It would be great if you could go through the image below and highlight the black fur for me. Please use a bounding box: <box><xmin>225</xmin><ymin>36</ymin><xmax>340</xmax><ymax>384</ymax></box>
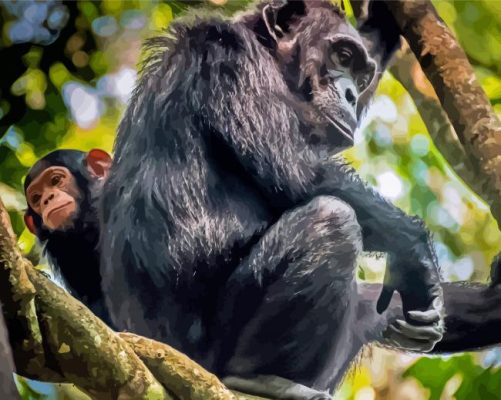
<box><xmin>100</xmin><ymin>0</ymin><xmax>441</xmax><ymax>394</ymax></box>
<box><xmin>25</xmin><ymin>150</ymin><xmax>112</xmax><ymax>326</ymax></box>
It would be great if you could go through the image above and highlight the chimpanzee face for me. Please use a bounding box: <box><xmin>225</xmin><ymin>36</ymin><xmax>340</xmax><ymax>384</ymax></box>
<box><xmin>23</xmin><ymin>149</ymin><xmax>112</xmax><ymax>238</ymax></box>
<box><xmin>26</xmin><ymin>167</ymin><xmax>81</xmax><ymax>231</ymax></box>
<box><xmin>263</xmin><ymin>1</ymin><xmax>376</xmax><ymax>150</ymax></box>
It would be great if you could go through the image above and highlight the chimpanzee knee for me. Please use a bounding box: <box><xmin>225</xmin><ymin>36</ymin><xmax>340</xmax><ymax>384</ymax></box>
<box><xmin>215</xmin><ymin>195</ymin><xmax>362</xmax><ymax>382</ymax></box>
<box><xmin>308</xmin><ymin>195</ymin><xmax>361</xmax><ymax>240</ymax></box>
<box><xmin>298</xmin><ymin>195</ymin><xmax>362</xmax><ymax>273</ymax></box>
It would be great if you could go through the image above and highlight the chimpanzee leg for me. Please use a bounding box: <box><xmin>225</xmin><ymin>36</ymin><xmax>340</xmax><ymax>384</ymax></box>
<box><xmin>213</xmin><ymin>196</ymin><xmax>362</xmax><ymax>394</ymax></box>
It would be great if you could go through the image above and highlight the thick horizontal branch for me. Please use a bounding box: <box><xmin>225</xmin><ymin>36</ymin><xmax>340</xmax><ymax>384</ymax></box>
<box><xmin>119</xmin><ymin>333</ymin><xmax>237</xmax><ymax>400</ymax></box>
<box><xmin>0</xmin><ymin>197</ymin><xmax>265</xmax><ymax>400</ymax></box>
<box><xmin>0</xmin><ymin>198</ymin><xmax>169</xmax><ymax>400</ymax></box>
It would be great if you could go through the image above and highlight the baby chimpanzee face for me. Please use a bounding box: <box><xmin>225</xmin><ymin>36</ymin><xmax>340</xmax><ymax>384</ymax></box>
<box><xmin>26</xmin><ymin>166</ymin><xmax>81</xmax><ymax>231</ymax></box>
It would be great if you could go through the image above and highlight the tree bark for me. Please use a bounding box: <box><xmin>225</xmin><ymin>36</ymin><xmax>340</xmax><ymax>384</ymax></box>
<box><xmin>384</xmin><ymin>0</ymin><xmax>501</xmax><ymax>225</ymax></box>
<box><xmin>0</xmin><ymin>303</ymin><xmax>19</xmax><ymax>399</ymax></box>
<box><xmin>352</xmin><ymin>0</ymin><xmax>501</xmax><ymax>225</ymax></box>
<box><xmin>0</xmin><ymin>196</ymin><xmax>262</xmax><ymax>399</ymax></box>
<box><xmin>389</xmin><ymin>45</ymin><xmax>485</xmax><ymax>199</ymax></box>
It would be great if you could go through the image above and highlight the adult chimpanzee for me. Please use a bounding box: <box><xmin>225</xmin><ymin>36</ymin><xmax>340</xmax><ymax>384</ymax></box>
<box><xmin>24</xmin><ymin>149</ymin><xmax>114</xmax><ymax>326</ymax></box>
<box><xmin>100</xmin><ymin>1</ymin><xmax>444</xmax><ymax>398</ymax></box>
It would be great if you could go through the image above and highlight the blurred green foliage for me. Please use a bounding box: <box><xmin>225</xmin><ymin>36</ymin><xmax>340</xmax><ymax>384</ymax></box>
<box><xmin>0</xmin><ymin>0</ymin><xmax>500</xmax><ymax>399</ymax></box>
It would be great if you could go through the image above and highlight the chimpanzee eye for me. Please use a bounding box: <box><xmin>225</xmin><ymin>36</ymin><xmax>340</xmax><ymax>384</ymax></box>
<box><xmin>332</xmin><ymin>46</ymin><xmax>352</xmax><ymax>68</ymax></box>
<box><xmin>357</xmin><ymin>74</ymin><xmax>370</xmax><ymax>91</ymax></box>
<box><xmin>31</xmin><ymin>194</ymin><xmax>41</xmax><ymax>205</ymax></box>
<box><xmin>51</xmin><ymin>175</ymin><xmax>63</xmax><ymax>186</ymax></box>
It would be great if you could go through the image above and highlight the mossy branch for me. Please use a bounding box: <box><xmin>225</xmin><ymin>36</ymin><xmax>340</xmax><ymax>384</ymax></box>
<box><xmin>0</xmin><ymin>197</ymin><xmax>255</xmax><ymax>400</ymax></box>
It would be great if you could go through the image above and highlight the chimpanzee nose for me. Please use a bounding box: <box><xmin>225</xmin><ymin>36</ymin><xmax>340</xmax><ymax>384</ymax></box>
<box><xmin>345</xmin><ymin>88</ymin><xmax>356</xmax><ymax>107</ymax></box>
<box><xmin>44</xmin><ymin>193</ymin><xmax>55</xmax><ymax>205</ymax></box>
<box><xmin>335</xmin><ymin>76</ymin><xmax>359</xmax><ymax>118</ymax></box>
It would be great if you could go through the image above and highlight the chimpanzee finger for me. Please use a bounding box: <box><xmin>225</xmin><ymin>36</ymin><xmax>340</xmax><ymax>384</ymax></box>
<box><xmin>376</xmin><ymin>285</ymin><xmax>395</xmax><ymax>314</ymax></box>
<box><xmin>387</xmin><ymin>324</ymin><xmax>435</xmax><ymax>343</ymax></box>
<box><xmin>382</xmin><ymin>329</ymin><xmax>435</xmax><ymax>352</ymax></box>
<box><xmin>393</xmin><ymin>320</ymin><xmax>443</xmax><ymax>341</ymax></box>
<box><xmin>408</xmin><ymin>309</ymin><xmax>441</xmax><ymax>324</ymax></box>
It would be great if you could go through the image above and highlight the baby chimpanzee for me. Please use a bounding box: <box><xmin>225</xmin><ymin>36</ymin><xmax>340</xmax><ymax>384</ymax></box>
<box><xmin>24</xmin><ymin>149</ymin><xmax>113</xmax><ymax>326</ymax></box>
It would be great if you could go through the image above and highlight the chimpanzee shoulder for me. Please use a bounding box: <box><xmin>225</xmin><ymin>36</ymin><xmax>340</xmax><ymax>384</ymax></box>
<box><xmin>140</xmin><ymin>13</ymin><xmax>249</xmax><ymax>78</ymax></box>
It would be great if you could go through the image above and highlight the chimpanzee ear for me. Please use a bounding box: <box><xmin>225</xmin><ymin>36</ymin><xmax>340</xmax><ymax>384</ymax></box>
<box><xmin>86</xmin><ymin>149</ymin><xmax>112</xmax><ymax>179</ymax></box>
<box><xmin>262</xmin><ymin>0</ymin><xmax>306</xmax><ymax>43</ymax></box>
<box><xmin>24</xmin><ymin>213</ymin><xmax>37</xmax><ymax>235</ymax></box>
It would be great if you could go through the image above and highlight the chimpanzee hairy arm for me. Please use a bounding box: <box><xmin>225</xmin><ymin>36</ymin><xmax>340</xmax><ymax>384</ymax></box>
<box><xmin>179</xmin><ymin>23</ymin><xmax>441</xmax><ymax>316</ymax></box>
<box><xmin>433</xmin><ymin>283</ymin><xmax>501</xmax><ymax>352</ymax></box>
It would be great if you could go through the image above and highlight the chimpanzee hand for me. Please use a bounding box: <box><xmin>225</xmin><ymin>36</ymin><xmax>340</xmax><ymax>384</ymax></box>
<box><xmin>377</xmin><ymin>252</ymin><xmax>444</xmax><ymax>352</ymax></box>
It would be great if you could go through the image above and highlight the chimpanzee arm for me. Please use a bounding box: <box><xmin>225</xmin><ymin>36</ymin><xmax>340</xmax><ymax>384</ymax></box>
<box><xmin>433</xmin><ymin>283</ymin><xmax>501</xmax><ymax>352</ymax></box>
<box><xmin>314</xmin><ymin>159</ymin><xmax>442</xmax><ymax>315</ymax></box>
<box><xmin>184</xmin><ymin>24</ymin><xmax>442</xmax><ymax>315</ymax></box>
<box><xmin>358</xmin><ymin>281</ymin><xmax>501</xmax><ymax>353</ymax></box>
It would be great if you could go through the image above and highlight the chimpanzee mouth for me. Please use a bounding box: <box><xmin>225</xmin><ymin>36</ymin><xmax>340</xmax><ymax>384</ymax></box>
<box><xmin>325</xmin><ymin>115</ymin><xmax>355</xmax><ymax>143</ymax></box>
<box><xmin>47</xmin><ymin>202</ymin><xmax>73</xmax><ymax>218</ymax></box>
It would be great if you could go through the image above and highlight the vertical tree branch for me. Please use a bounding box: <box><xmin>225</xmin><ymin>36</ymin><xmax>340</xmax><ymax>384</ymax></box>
<box><xmin>0</xmin><ymin>304</ymin><xmax>18</xmax><ymax>399</ymax></box>
<box><xmin>389</xmin><ymin>46</ymin><xmax>485</xmax><ymax>198</ymax></box>
<box><xmin>0</xmin><ymin>198</ymin><xmax>48</xmax><ymax>378</ymax></box>
<box><xmin>384</xmin><ymin>0</ymin><xmax>501</xmax><ymax>225</ymax></box>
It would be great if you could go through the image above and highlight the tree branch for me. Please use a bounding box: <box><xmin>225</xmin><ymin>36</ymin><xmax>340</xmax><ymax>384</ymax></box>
<box><xmin>0</xmin><ymin>197</ymin><xmax>249</xmax><ymax>400</ymax></box>
<box><xmin>384</xmin><ymin>0</ymin><xmax>501</xmax><ymax>225</ymax></box>
<box><xmin>0</xmin><ymin>198</ymin><xmax>170</xmax><ymax>399</ymax></box>
<box><xmin>119</xmin><ymin>333</ymin><xmax>237</xmax><ymax>400</ymax></box>
<box><xmin>0</xmin><ymin>303</ymin><xmax>18</xmax><ymax>399</ymax></box>
<box><xmin>389</xmin><ymin>45</ymin><xmax>485</xmax><ymax>199</ymax></box>
<box><xmin>351</xmin><ymin>0</ymin><xmax>501</xmax><ymax>225</ymax></box>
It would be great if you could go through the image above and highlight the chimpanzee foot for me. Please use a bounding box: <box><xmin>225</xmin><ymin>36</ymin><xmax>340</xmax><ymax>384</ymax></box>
<box><xmin>223</xmin><ymin>375</ymin><xmax>331</xmax><ymax>400</ymax></box>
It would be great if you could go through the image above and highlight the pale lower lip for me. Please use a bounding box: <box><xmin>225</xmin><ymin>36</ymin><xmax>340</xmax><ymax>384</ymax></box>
<box><xmin>47</xmin><ymin>202</ymin><xmax>72</xmax><ymax>218</ymax></box>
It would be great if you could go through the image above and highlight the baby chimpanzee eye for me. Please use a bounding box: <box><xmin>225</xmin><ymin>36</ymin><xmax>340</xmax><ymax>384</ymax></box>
<box><xmin>51</xmin><ymin>175</ymin><xmax>63</xmax><ymax>186</ymax></box>
<box><xmin>31</xmin><ymin>194</ymin><xmax>41</xmax><ymax>205</ymax></box>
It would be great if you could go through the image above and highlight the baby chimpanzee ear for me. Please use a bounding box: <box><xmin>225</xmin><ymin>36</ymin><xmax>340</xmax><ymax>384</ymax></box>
<box><xmin>262</xmin><ymin>0</ymin><xmax>306</xmax><ymax>43</ymax></box>
<box><xmin>86</xmin><ymin>149</ymin><xmax>112</xmax><ymax>180</ymax></box>
<box><xmin>24</xmin><ymin>213</ymin><xmax>37</xmax><ymax>235</ymax></box>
